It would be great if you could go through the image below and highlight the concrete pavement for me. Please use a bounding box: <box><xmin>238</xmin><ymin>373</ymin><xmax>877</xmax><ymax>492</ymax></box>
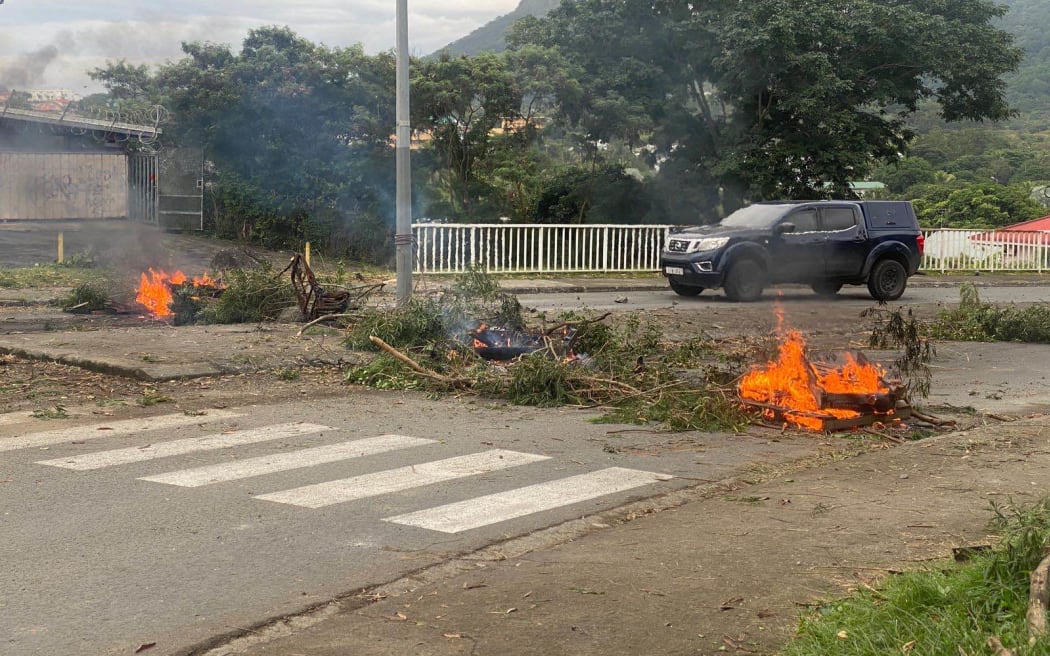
<box><xmin>205</xmin><ymin>415</ymin><xmax>1050</xmax><ymax>656</ymax></box>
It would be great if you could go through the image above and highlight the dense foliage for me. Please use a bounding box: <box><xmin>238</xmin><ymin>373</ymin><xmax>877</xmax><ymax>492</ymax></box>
<box><xmin>86</xmin><ymin>0</ymin><xmax>1043</xmax><ymax>258</ymax></box>
<box><xmin>92</xmin><ymin>27</ymin><xmax>398</xmax><ymax>260</ymax></box>
<box><xmin>930</xmin><ymin>284</ymin><xmax>1050</xmax><ymax>343</ymax></box>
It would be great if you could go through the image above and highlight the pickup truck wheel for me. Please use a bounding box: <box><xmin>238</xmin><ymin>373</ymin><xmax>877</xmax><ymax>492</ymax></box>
<box><xmin>724</xmin><ymin>259</ymin><xmax>765</xmax><ymax>302</ymax></box>
<box><xmin>867</xmin><ymin>259</ymin><xmax>907</xmax><ymax>301</ymax></box>
<box><xmin>811</xmin><ymin>281</ymin><xmax>843</xmax><ymax>296</ymax></box>
<box><xmin>669</xmin><ymin>280</ymin><xmax>704</xmax><ymax>297</ymax></box>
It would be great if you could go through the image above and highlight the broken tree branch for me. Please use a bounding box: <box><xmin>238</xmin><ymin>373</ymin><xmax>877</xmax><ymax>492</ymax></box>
<box><xmin>544</xmin><ymin>312</ymin><xmax>613</xmax><ymax>337</ymax></box>
<box><xmin>368</xmin><ymin>336</ymin><xmax>468</xmax><ymax>387</ymax></box>
<box><xmin>911</xmin><ymin>410</ymin><xmax>956</xmax><ymax>426</ymax></box>
<box><xmin>1028</xmin><ymin>554</ymin><xmax>1050</xmax><ymax>637</ymax></box>
<box><xmin>296</xmin><ymin>313</ymin><xmax>360</xmax><ymax>337</ymax></box>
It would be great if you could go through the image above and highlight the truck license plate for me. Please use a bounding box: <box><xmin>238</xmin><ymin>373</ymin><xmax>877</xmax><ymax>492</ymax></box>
<box><xmin>664</xmin><ymin>266</ymin><xmax>685</xmax><ymax>276</ymax></box>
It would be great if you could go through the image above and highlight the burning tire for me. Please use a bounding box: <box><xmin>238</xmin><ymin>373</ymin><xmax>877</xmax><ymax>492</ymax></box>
<box><xmin>867</xmin><ymin>259</ymin><xmax>907</xmax><ymax>301</ymax></box>
<box><xmin>669</xmin><ymin>280</ymin><xmax>704</xmax><ymax>297</ymax></box>
<box><xmin>724</xmin><ymin>259</ymin><xmax>765</xmax><ymax>302</ymax></box>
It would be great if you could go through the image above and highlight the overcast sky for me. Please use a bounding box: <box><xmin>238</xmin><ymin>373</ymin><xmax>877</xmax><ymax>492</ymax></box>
<box><xmin>0</xmin><ymin>0</ymin><xmax>520</xmax><ymax>92</ymax></box>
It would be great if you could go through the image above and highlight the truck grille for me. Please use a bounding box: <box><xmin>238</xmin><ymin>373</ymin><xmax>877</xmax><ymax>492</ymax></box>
<box><xmin>667</xmin><ymin>239</ymin><xmax>690</xmax><ymax>253</ymax></box>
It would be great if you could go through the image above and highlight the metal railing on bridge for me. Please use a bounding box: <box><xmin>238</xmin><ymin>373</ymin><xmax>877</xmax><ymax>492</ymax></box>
<box><xmin>413</xmin><ymin>223</ymin><xmax>1050</xmax><ymax>275</ymax></box>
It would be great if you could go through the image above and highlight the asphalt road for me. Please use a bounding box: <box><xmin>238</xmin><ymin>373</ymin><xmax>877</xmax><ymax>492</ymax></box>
<box><xmin>5</xmin><ymin>281</ymin><xmax>1050</xmax><ymax>655</ymax></box>
<box><xmin>517</xmin><ymin>282</ymin><xmax>1050</xmax><ymax>312</ymax></box>
<box><xmin>0</xmin><ymin>392</ymin><xmax>829</xmax><ymax>656</ymax></box>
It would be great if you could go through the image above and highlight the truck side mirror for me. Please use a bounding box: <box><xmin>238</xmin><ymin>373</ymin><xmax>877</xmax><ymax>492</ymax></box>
<box><xmin>776</xmin><ymin>222</ymin><xmax>796</xmax><ymax>235</ymax></box>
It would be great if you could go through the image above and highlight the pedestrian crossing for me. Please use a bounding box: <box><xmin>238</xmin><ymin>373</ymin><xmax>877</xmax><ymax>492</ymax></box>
<box><xmin>9</xmin><ymin>410</ymin><xmax>673</xmax><ymax>534</ymax></box>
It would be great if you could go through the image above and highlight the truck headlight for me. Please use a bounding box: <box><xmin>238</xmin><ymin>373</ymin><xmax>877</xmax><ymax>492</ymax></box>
<box><xmin>690</xmin><ymin>237</ymin><xmax>729</xmax><ymax>253</ymax></box>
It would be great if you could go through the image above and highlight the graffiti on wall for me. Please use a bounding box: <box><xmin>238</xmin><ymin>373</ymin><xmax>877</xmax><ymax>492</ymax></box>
<box><xmin>0</xmin><ymin>153</ymin><xmax>128</xmax><ymax>220</ymax></box>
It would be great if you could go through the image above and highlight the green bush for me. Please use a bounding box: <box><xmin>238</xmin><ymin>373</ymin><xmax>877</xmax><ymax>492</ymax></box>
<box><xmin>931</xmin><ymin>284</ymin><xmax>1050</xmax><ymax>343</ymax></box>
<box><xmin>58</xmin><ymin>283</ymin><xmax>109</xmax><ymax>312</ymax></box>
<box><xmin>200</xmin><ymin>265</ymin><xmax>296</xmax><ymax>324</ymax></box>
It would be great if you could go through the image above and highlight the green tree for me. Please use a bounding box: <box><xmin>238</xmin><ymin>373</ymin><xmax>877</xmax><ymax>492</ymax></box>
<box><xmin>517</xmin><ymin>0</ymin><xmax>1023</xmax><ymax>217</ymax></box>
<box><xmin>411</xmin><ymin>53</ymin><xmax>524</xmax><ymax>221</ymax></box>
<box><xmin>91</xmin><ymin>27</ymin><xmax>398</xmax><ymax>258</ymax></box>
<box><xmin>914</xmin><ymin>182</ymin><xmax>1045</xmax><ymax>228</ymax></box>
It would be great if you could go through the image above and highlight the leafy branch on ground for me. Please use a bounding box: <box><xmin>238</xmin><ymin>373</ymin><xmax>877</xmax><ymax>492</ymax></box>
<box><xmin>783</xmin><ymin>497</ymin><xmax>1050</xmax><ymax>656</ymax></box>
<box><xmin>57</xmin><ymin>282</ymin><xmax>110</xmax><ymax>313</ymax></box>
<box><xmin>864</xmin><ymin>306</ymin><xmax>935</xmax><ymax>400</ymax></box>
<box><xmin>930</xmin><ymin>284</ymin><xmax>1050</xmax><ymax>344</ymax></box>
<box><xmin>196</xmin><ymin>263</ymin><xmax>296</xmax><ymax>324</ymax></box>
<box><xmin>344</xmin><ymin>271</ymin><xmax>751</xmax><ymax>432</ymax></box>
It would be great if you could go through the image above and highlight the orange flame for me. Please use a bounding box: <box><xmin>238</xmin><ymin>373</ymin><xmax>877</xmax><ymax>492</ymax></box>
<box><xmin>136</xmin><ymin>268</ymin><xmax>177</xmax><ymax>317</ymax></box>
<box><xmin>738</xmin><ymin>304</ymin><xmax>890</xmax><ymax>431</ymax></box>
<box><xmin>135</xmin><ymin>268</ymin><xmax>222</xmax><ymax>318</ymax></box>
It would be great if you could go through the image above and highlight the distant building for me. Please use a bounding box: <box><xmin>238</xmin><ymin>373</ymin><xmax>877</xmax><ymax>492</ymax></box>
<box><xmin>849</xmin><ymin>181</ymin><xmax>887</xmax><ymax>197</ymax></box>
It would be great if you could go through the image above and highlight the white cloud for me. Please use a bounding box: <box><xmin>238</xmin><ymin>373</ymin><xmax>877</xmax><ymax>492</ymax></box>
<box><xmin>0</xmin><ymin>0</ymin><xmax>520</xmax><ymax>90</ymax></box>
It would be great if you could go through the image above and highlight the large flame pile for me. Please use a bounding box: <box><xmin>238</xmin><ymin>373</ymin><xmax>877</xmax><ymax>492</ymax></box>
<box><xmin>738</xmin><ymin>307</ymin><xmax>892</xmax><ymax>431</ymax></box>
<box><xmin>136</xmin><ymin>268</ymin><xmax>221</xmax><ymax>318</ymax></box>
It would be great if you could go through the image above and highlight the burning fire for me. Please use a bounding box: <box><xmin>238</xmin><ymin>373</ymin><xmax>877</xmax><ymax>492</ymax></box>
<box><xmin>135</xmin><ymin>268</ymin><xmax>223</xmax><ymax>318</ymax></box>
<box><xmin>738</xmin><ymin>306</ymin><xmax>893</xmax><ymax>431</ymax></box>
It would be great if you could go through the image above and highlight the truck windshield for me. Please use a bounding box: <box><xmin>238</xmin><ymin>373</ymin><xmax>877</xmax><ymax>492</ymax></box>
<box><xmin>720</xmin><ymin>204</ymin><xmax>792</xmax><ymax>229</ymax></box>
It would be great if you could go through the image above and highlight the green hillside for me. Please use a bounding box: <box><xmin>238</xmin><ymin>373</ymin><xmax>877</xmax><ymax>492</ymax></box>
<box><xmin>999</xmin><ymin>0</ymin><xmax>1050</xmax><ymax>114</ymax></box>
<box><xmin>432</xmin><ymin>0</ymin><xmax>560</xmax><ymax>57</ymax></box>
<box><xmin>436</xmin><ymin>0</ymin><xmax>1047</xmax><ymax>119</ymax></box>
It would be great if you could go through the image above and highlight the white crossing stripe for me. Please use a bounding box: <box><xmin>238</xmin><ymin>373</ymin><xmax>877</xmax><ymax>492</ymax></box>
<box><xmin>384</xmin><ymin>467</ymin><xmax>673</xmax><ymax>534</ymax></box>
<box><xmin>256</xmin><ymin>450</ymin><xmax>550</xmax><ymax>509</ymax></box>
<box><xmin>1</xmin><ymin>410</ymin><xmax>242</xmax><ymax>453</ymax></box>
<box><xmin>139</xmin><ymin>435</ymin><xmax>436</xmax><ymax>487</ymax></box>
<box><xmin>36</xmin><ymin>423</ymin><xmax>331</xmax><ymax>471</ymax></box>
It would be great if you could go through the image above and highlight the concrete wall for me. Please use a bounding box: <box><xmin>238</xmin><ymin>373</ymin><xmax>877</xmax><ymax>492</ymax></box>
<box><xmin>0</xmin><ymin>152</ymin><xmax>128</xmax><ymax>220</ymax></box>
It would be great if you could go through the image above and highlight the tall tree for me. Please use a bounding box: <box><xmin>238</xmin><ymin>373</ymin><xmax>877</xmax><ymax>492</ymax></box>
<box><xmin>411</xmin><ymin>53</ymin><xmax>523</xmax><ymax>219</ymax></box>
<box><xmin>91</xmin><ymin>27</ymin><xmax>397</xmax><ymax>256</ymax></box>
<box><xmin>517</xmin><ymin>0</ymin><xmax>1023</xmax><ymax>217</ymax></box>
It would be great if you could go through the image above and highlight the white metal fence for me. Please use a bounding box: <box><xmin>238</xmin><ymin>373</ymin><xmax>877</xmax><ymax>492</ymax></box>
<box><xmin>921</xmin><ymin>229</ymin><xmax>1050</xmax><ymax>273</ymax></box>
<box><xmin>414</xmin><ymin>223</ymin><xmax>672</xmax><ymax>274</ymax></box>
<box><xmin>412</xmin><ymin>223</ymin><xmax>1050</xmax><ymax>274</ymax></box>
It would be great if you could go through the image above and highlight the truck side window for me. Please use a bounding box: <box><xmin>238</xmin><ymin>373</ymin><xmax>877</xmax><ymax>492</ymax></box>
<box><xmin>821</xmin><ymin>208</ymin><xmax>858</xmax><ymax>231</ymax></box>
<box><xmin>788</xmin><ymin>209</ymin><xmax>818</xmax><ymax>232</ymax></box>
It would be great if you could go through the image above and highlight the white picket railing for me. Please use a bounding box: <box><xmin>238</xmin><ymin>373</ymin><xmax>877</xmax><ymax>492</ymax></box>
<box><xmin>414</xmin><ymin>223</ymin><xmax>672</xmax><ymax>274</ymax></box>
<box><xmin>922</xmin><ymin>228</ymin><xmax>1050</xmax><ymax>273</ymax></box>
<box><xmin>413</xmin><ymin>223</ymin><xmax>1050</xmax><ymax>274</ymax></box>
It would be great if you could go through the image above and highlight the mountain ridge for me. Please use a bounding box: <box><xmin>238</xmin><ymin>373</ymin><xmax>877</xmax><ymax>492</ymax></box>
<box><xmin>431</xmin><ymin>0</ymin><xmax>560</xmax><ymax>57</ymax></box>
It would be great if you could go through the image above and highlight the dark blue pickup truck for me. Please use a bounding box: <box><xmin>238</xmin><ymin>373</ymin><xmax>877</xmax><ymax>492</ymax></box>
<box><xmin>660</xmin><ymin>200</ymin><xmax>925</xmax><ymax>302</ymax></box>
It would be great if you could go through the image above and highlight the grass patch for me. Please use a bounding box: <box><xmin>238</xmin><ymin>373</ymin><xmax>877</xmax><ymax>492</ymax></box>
<box><xmin>930</xmin><ymin>284</ymin><xmax>1050</xmax><ymax>343</ymax></box>
<box><xmin>31</xmin><ymin>405</ymin><xmax>70</xmax><ymax>420</ymax></box>
<box><xmin>0</xmin><ymin>265</ymin><xmax>103</xmax><ymax>289</ymax></box>
<box><xmin>274</xmin><ymin>367</ymin><xmax>301</xmax><ymax>381</ymax></box>
<box><xmin>783</xmin><ymin>498</ymin><xmax>1050</xmax><ymax>656</ymax></box>
<box><xmin>138</xmin><ymin>390</ymin><xmax>172</xmax><ymax>407</ymax></box>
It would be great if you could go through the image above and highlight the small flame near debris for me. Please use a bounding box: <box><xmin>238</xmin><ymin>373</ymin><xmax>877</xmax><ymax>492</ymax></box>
<box><xmin>738</xmin><ymin>303</ymin><xmax>894</xmax><ymax>431</ymax></box>
<box><xmin>135</xmin><ymin>268</ymin><xmax>224</xmax><ymax>318</ymax></box>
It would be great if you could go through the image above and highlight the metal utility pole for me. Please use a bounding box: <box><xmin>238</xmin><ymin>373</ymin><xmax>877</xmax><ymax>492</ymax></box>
<box><xmin>394</xmin><ymin>0</ymin><xmax>413</xmax><ymax>305</ymax></box>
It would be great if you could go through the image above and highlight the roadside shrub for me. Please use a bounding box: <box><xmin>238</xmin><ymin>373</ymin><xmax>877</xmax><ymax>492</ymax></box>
<box><xmin>930</xmin><ymin>284</ymin><xmax>1050</xmax><ymax>343</ymax></box>
<box><xmin>200</xmin><ymin>264</ymin><xmax>295</xmax><ymax>324</ymax></box>
<box><xmin>58</xmin><ymin>283</ymin><xmax>109</xmax><ymax>313</ymax></box>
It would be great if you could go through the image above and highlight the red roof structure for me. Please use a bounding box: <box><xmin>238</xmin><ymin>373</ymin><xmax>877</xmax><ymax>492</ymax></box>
<box><xmin>971</xmin><ymin>215</ymin><xmax>1050</xmax><ymax>245</ymax></box>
